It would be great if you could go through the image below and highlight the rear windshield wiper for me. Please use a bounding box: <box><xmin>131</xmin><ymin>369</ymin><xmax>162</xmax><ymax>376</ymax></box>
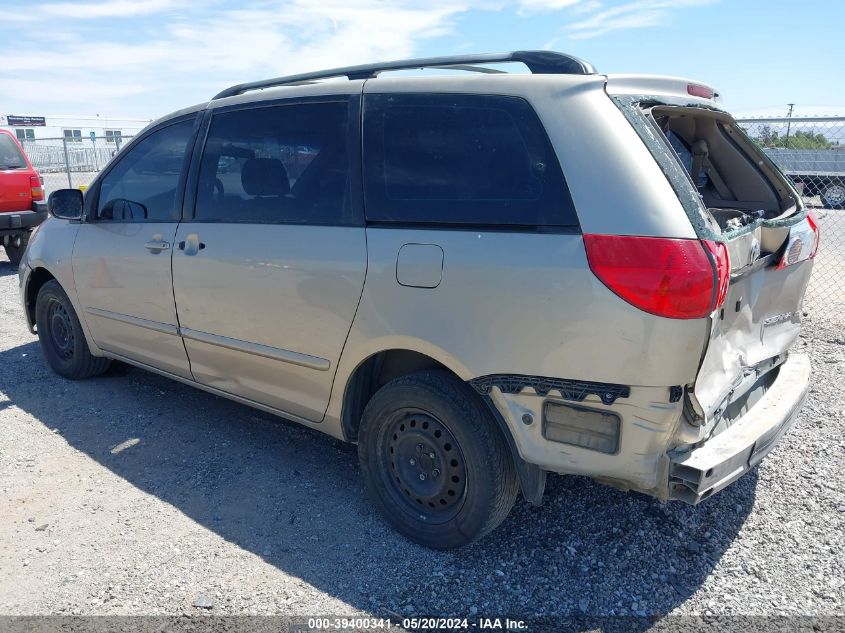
<box><xmin>1</xmin><ymin>164</ymin><xmax>24</xmax><ymax>169</ymax></box>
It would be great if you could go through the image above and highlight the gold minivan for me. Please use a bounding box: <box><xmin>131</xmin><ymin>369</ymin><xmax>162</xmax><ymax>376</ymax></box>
<box><xmin>20</xmin><ymin>51</ymin><xmax>816</xmax><ymax>548</ymax></box>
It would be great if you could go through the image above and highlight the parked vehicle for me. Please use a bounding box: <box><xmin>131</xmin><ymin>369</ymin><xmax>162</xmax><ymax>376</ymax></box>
<box><xmin>20</xmin><ymin>52</ymin><xmax>817</xmax><ymax>548</ymax></box>
<box><xmin>762</xmin><ymin>147</ymin><xmax>845</xmax><ymax>209</ymax></box>
<box><xmin>0</xmin><ymin>129</ymin><xmax>46</xmax><ymax>265</ymax></box>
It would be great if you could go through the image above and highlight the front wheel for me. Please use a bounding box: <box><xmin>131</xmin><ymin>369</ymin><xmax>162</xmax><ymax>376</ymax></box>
<box><xmin>4</xmin><ymin>232</ymin><xmax>29</xmax><ymax>267</ymax></box>
<box><xmin>821</xmin><ymin>181</ymin><xmax>845</xmax><ymax>209</ymax></box>
<box><xmin>358</xmin><ymin>371</ymin><xmax>518</xmax><ymax>549</ymax></box>
<box><xmin>35</xmin><ymin>280</ymin><xmax>111</xmax><ymax>379</ymax></box>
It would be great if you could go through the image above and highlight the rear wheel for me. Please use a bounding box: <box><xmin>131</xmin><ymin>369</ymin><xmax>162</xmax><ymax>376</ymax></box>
<box><xmin>358</xmin><ymin>370</ymin><xmax>518</xmax><ymax>549</ymax></box>
<box><xmin>35</xmin><ymin>280</ymin><xmax>111</xmax><ymax>379</ymax></box>
<box><xmin>821</xmin><ymin>181</ymin><xmax>845</xmax><ymax>209</ymax></box>
<box><xmin>4</xmin><ymin>232</ymin><xmax>29</xmax><ymax>267</ymax></box>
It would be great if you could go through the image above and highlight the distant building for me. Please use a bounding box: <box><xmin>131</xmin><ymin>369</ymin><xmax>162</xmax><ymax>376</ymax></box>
<box><xmin>1</xmin><ymin>113</ymin><xmax>154</xmax><ymax>179</ymax></box>
<box><xmin>0</xmin><ymin>113</ymin><xmax>152</xmax><ymax>145</ymax></box>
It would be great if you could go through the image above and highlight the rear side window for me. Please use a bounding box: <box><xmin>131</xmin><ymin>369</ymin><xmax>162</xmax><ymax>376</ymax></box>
<box><xmin>194</xmin><ymin>100</ymin><xmax>355</xmax><ymax>225</ymax></box>
<box><xmin>0</xmin><ymin>135</ymin><xmax>27</xmax><ymax>169</ymax></box>
<box><xmin>363</xmin><ymin>93</ymin><xmax>577</xmax><ymax>228</ymax></box>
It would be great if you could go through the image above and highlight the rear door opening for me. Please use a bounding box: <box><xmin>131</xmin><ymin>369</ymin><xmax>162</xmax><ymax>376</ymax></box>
<box><xmin>650</xmin><ymin>106</ymin><xmax>801</xmax><ymax>266</ymax></box>
<box><xmin>641</xmin><ymin>104</ymin><xmax>818</xmax><ymax>436</ymax></box>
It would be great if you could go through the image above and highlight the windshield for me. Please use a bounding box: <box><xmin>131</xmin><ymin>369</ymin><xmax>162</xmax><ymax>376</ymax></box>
<box><xmin>0</xmin><ymin>135</ymin><xmax>27</xmax><ymax>169</ymax></box>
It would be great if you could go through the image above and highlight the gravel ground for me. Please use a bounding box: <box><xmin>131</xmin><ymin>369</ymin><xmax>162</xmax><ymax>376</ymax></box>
<box><xmin>0</xmin><ymin>249</ymin><xmax>843</xmax><ymax>624</ymax></box>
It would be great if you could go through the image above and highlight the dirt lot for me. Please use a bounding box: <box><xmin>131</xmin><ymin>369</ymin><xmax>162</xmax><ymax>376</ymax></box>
<box><xmin>0</xmin><ymin>246</ymin><xmax>843</xmax><ymax>622</ymax></box>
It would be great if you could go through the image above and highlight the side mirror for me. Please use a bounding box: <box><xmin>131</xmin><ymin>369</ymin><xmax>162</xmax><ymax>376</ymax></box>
<box><xmin>47</xmin><ymin>189</ymin><xmax>84</xmax><ymax>220</ymax></box>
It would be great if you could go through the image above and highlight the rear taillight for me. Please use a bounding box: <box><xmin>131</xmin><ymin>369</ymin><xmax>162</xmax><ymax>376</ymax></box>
<box><xmin>583</xmin><ymin>234</ymin><xmax>729</xmax><ymax>319</ymax></box>
<box><xmin>807</xmin><ymin>209</ymin><xmax>820</xmax><ymax>258</ymax></box>
<box><xmin>776</xmin><ymin>211</ymin><xmax>820</xmax><ymax>269</ymax></box>
<box><xmin>30</xmin><ymin>175</ymin><xmax>44</xmax><ymax>201</ymax></box>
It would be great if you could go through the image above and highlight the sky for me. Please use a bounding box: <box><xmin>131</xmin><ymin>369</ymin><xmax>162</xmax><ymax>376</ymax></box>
<box><xmin>1</xmin><ymin>0</ymin><xmax>843</xmax><ymax>120</ymax></box>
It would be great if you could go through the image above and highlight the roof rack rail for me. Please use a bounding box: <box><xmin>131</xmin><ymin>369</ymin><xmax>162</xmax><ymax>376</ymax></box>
<box><xmin>212</xmin><ymin>50</ymin><xmax>596</xmax><ymax>100</ymax></box>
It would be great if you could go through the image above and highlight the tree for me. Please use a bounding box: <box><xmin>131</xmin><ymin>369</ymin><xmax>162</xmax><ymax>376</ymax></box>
<box><xmin>779</xmin><ymin>130</ymin><xmax>832</xmax><ymax>149</ymax></box>
<box><xmin>756</xmin><ymin>125</ymin><xmax>780</xmax><ymax>148</ymax></box>
<box><xmin>753</xmin><ymin>127</ymin><xmax>832</xmax><ymax>149</ymax></box>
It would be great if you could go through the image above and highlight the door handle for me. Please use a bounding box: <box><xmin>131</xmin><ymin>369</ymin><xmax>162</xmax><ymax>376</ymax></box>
<box><xmin>144</xmin><ymin>239</ymin><xmax>170</xmax><ymax>253</ymax></box>
<box><xmin>177</xmin><ymin>241</ymin><xmax>206</xmax><ymax>250</ymax></box>
<box><xmin>177</xmin><ymin>233</ymin><xmax>205</xmax><ymax>256</ymax></box>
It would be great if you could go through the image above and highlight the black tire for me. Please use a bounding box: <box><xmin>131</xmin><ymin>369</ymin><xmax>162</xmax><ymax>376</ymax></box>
<box><xmin>4</xmin><ymin>233</ymin><xmax>29</xmax><ymax>267</ymax></box>
<box><xmin>358</xmin><ymin>370</ymin><xmax>518</xmax><ymax>549</ymax></box>
<box><xmin>35</xmin><ymin>280</ymin><xmax>111</xmax><ymax>380</ymax></box>
<box><xmin>821</xmin><ymin>181</ymin><xmax>845</xmax><ymax>210</ymax></box>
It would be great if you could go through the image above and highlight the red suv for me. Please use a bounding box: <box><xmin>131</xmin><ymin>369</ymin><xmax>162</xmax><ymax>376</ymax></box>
<box><xmin>0</xmin><ymin>129</ymin><xmax>46</xmax><ymax>265</ymax></box>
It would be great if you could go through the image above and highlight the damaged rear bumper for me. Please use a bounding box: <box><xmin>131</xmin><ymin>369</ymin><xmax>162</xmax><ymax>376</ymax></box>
<box><xmin>669</xmin><ymin>353</ymin><xmax>810</xmax><ymax>504</ymax></box>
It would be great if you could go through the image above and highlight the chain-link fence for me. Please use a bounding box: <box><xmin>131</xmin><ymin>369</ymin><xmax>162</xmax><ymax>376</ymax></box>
<box><xmin>738</xmin><ymin>116</ymin><xmax>845</xmax><ymax>320</ymax></box>
<box><xmin>20</xmin><ymin>134</ymin><xmax>134</xmax><ymax>195</ymax></box>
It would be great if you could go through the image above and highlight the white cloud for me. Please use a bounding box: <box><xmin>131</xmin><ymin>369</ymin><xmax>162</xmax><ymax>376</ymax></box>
<box><xmin>2</xmin><ymin>77</ymin><xmax>151</xmax><ymax>104</ymax></box>
<box><xmin>39</xmin><ymin>0</ymin><xmax>183</xmax><ymax>19</ymax></box>
<box><xmin>0</xmin><ymin>0</ymin><xmax>724</xmax><ymax>116</ymax></box>
<box><xmin>568</xmin><ymin>0</ymin><xmax>718</xmax><ymax>39</ymax></box>
<box><xmin>518</xmin><ymin>0</ymin><xmax>583</xmax><ymax>14</ymax></box>
<box><xmin>571</xmin><ymin>1</ymin><xmax>603</xmax><ymax>14</ymax></box>
<box><xmin>0</xmin><ymin>0</ymin><xmax>468</xmax><ymax>115</ymax></box>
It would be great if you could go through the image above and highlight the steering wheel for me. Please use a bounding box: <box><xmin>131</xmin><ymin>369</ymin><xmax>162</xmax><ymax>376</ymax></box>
<box><xmin>212</xmin><ymin>177</ymin><xmax>225</xmax><ymax>202</ymax></box>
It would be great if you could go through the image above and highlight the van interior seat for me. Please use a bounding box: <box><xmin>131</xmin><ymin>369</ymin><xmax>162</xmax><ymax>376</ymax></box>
<box><xmin>242</xmin><ymin>157</ymin><xmax>290</xmax><ymax>196</ymax></box>
<box><xmin>235</xmin><ymin>157</ymin><xmax>291</xmax><ymax>221</ymax></box>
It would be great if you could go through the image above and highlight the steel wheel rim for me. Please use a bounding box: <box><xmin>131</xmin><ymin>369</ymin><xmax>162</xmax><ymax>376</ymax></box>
<box><xmin>824</xmin><ymin>184</ymin><xmax>845</xmax><ymax>206</ymax></box>
<box><xmin>47</xmin><ymin>299</ymin><xmax>75</xmax><ymax>360</ymax></box>
<box><xmin>379</xmin><ymin>408</ymin><xmax>468</xmax><ymax>525</ymax></box>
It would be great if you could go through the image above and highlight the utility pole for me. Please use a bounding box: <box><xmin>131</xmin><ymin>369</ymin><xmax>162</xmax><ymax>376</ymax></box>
<box><xmin>785</xmin><ymin>103</ymin><xmax>795</xmax><ymax>148</ymax></box>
